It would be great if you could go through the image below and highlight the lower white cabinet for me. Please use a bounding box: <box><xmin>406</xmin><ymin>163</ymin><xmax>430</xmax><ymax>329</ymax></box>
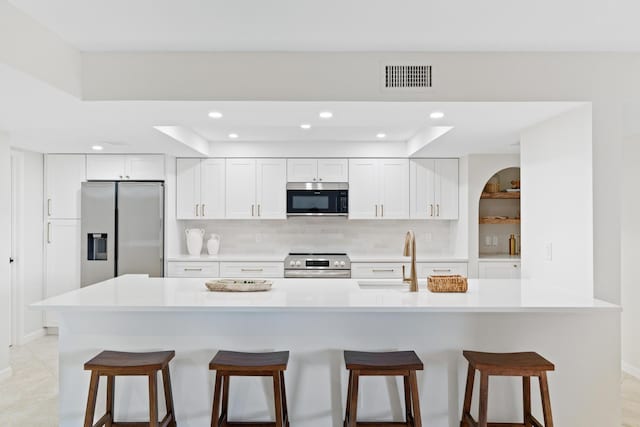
<box><xmin>219</xmin><ymin>262</ymin><xmax>284</xmax><ymax>278</ymax></box>
<box><xmin>167</xmin><ymin>261</ymin><xmax>220</xmax><ymax>278</ymax></box>
<box><xmin>45</xmin><ymin>219</ymin><xmax>81</xmax><ymax>327</ymax></box>
<box><xmin>351</xmin><ymin>262</ymin><xmax>468</xmax><ymax>279</ymax></box>
<box><xmin>478</xmin><ymin>261</ymin><xmax>521</xmax><ymax>279</ymax></box>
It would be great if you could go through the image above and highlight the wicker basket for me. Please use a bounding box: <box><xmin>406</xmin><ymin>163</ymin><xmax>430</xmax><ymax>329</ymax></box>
<box><xmin>427</xmin><ymin>275</ymin><xmax>468</xmax><ymax>293</ymax></box>
<box><xmin>205</xmin><ymin>279</ymin><xmax>272</xmax><ymax>292</ymax></box>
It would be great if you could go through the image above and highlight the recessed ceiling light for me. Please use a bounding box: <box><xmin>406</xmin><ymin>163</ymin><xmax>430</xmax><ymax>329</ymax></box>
<box><xmin>228</xmin><ymin>133</ymin><xmax>239</xmax><ymax>139</ymax></box>
<box><xmin>300</xmin><ymin>124</ymin><xmax>312</xmax><ymax>130</ymax></box>
<box><xmin>376</xmin><ymin>133</ymin><xmax>387</xmax><ymax>139</ymax></box>
<box><xmin>208</xmin><ymin>111</ymin><xmax>223</xmax><ymax>119</ymax></box>
<box><xmin>430</xmin><ymin>111</ymin><xmax>445</xmax><ymax>119</ymax></box>
<box><xmin>91</xmin><ymin>145</ymin><xmax>103</xmax><ymax>151</ymax></box>
<box><xmin>319</xmin><ymin>111</ymin><xmax>333</xmax><ymax>119</ymax></box>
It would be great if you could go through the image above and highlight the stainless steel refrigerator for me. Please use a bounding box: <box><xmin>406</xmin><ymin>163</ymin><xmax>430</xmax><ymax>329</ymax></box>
<box><xmin>81</xmin><ymin>181</ymin><xmax>164</xmax><ymax>287</ymax></box>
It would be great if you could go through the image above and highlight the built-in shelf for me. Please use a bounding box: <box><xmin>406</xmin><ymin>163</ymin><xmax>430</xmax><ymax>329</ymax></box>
<box><xmin>479</xmin><ymin>217</ymin><xmax>521</xmax><ymax>225</ymax></box>
<box><xmin>481</xmin><ymin>191</ymin><xmax>520</xmax><ymax>199</ymax></box>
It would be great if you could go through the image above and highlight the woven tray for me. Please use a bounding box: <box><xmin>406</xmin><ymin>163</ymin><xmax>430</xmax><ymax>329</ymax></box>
<box><xmin>205</xmin><ymin>279</ymin><xmax>272</xmax><ymax>292</ymax></box>
<box><xmin>427</xmin><ymin>275</ymin><xmax>468</xmax><ymax>293</ymax></box>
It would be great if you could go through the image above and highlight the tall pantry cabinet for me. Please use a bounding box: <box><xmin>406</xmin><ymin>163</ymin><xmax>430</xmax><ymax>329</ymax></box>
<box><xmin>44</xmin><ymin>155</ymin><xmax>85</xmax><ymax>327</ymax></box>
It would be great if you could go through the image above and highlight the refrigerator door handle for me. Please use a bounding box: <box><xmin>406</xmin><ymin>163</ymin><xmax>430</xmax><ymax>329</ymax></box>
<box><xmin>47</xmin><ymin>222</ymin><xmax>51</xmax><ymax>243</ymax></box>
<box><xmin>201</xmin><ymin>204</ymin><xmax>205</xmax><ymax>217</ymax></box>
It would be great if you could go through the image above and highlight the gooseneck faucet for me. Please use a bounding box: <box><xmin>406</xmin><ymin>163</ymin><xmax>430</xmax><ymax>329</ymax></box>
<box><xmin>402</xmin><ymin>230</ymin><xmax>419</xmax><ymax>292</ymax></box>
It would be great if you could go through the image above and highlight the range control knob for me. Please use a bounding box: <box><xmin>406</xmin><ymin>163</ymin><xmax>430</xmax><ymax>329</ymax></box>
<box><xmin>334</xmin><ymin>261</ymin><xmax>340</xmax><ymax>267</ymax></box>
<box><xmin>295</xmin><ymin>260</ymin><xmax>302</xmax><ymax>267</ymax></box>
<box><xmin>289</xmin><ymin>260</ymin><xmax>296</xmax><ymax>267</ymax></box>
<box><xmin>340</xmin><ymin>261</ymin><xmax>346</xmax><ymax>267</ymax></box>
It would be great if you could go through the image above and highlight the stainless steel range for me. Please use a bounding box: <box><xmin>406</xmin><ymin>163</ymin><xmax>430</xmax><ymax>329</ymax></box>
<box><xmin>284</xmin><ymin>253</ymin><xmax>351</xmax><ymax>278</ymax></box>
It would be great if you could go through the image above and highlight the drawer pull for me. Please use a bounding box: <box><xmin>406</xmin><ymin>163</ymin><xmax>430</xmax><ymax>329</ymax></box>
<box><xmin>372</xmin><ymin>269</ymin><xmax>395</xmax><ymax>272</ymax></box>
<box><xmin>47</xmin><ymin>198</ymin><xmax>52</xmax><ymax>216</ymax></box>
<box><xmin>183</xmin><ymin>268</ymin><xmax>203</xmax><ymax>272</ymax></box>
<box><xmin>241</xmin><ymin>268</ymin><xmax>264</xmax><ymax>272</ymax></box>
<box><xmin>432</xmin><ymin>268</ymin><xmax>452</xmax><ymax>273</ymax></box>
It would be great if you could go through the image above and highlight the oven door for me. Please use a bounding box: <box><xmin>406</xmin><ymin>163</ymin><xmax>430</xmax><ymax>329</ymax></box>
<box><xmin>286</xmin><ymin>184</ymin><xmax>348</xmax><ymax>216</ymax></box>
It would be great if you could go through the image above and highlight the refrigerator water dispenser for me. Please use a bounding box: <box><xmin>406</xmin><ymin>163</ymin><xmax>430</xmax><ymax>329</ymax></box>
<box><xmin>87</xmin><ymin>233</ymin><xmax>108</xmax><ymax>261</ymax></box>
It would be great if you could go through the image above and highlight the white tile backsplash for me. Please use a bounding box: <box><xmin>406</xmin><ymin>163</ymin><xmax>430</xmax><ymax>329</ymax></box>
<box><xmin>174</xmin><ymin>218</ymin><xmax>459</xmax><ymax>257</ymax></box>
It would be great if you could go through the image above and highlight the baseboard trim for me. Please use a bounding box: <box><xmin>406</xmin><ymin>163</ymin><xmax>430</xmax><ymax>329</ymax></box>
<box><xmin>19</xmin><ymin>328</ymin><xmax>46</xmax><ymax>345</ymax></box>
<box><xmin>0</xmin><ymin>366</ymin><xmax>13</xmax><ymax>381</ymax></box>
<box><xmin>623</xmin><ymin>361</ymin><xmax>640</xmax><ymax>379</ymax></box>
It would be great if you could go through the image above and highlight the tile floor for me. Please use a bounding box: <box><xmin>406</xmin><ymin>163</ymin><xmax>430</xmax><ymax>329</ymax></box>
<box><xmin>1</xmin><ymin>335</ymin><xmax>639</xmax><ymax>426</ymax></box>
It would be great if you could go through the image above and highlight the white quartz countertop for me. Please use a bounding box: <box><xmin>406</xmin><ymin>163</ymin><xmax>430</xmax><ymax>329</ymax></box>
<box><xmin>168</xmin><ymin>254</ymin><xmax>468</xmax><ymax>263</ymax></box>
<box><xmin>33</xmin><ymin>275</ymin><xmax>618</xmax><ymax>313</ymax></box>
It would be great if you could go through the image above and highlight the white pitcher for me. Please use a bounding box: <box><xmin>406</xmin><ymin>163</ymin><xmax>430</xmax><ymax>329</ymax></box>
<box><xmin>207</xmin><ymin>234</ymin><xmax>221</xmax><ymax>255</ymax></box>
<box><xmin>185</xmin><ymin>228</ymin><xmax>205</xmax><ymax>256</ymax></box>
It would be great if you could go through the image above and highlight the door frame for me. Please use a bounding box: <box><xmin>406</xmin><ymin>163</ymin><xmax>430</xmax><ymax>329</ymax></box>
<box><xmin>9</xmin><ymin>151</ymin><xmax>24</xmax><ymax>347</ymax></box>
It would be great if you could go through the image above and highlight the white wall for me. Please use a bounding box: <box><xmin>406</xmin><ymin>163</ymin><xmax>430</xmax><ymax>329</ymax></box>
<box><xmin>622</xmin><ymin>135</ymin><xmax>640</xmax><ymax>376</ymax></box>
<box><xmin>520</xmin><ymin>105</ymin><xmax>593</xmax><ymax>296</ymax></box>
<box><xmin>0</xmin><ymin>131</ymin><xmax>11</xmax><ymax>378</ymax></box>
<box><xmin>10</xmin><ymin>149</ymin><xmax>44</xmax><ymax>342</ymax></box>
<box><xmin>466</xmin><ymin>154</ymin><xmax>520</xmax><ymax>277</ymax></box>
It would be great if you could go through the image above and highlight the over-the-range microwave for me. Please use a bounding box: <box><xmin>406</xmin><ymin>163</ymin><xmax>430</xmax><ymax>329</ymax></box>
<box><xmin>286</xmin><ymin>182</ymin><xmax>348</xmax><ymax>216</ymax></box>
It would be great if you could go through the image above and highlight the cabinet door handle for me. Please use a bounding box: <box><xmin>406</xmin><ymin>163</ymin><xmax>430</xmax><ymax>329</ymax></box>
<box><xmin>47</xmin><ymin>198</ymin><xmax>52</xmax><ymax>216</ymax></box>
<box><xmin>375</xmin><ymin>204</ymin><xmax>378</xmax><ymax>217</ymax></box>
<box><xmin>251</xmin><ymin>204</ymin><xmax>255</xmax><ymax>217</ymax></box>
<box><xmin>195</xmin><ymin>204</ymin><xmax>199</xmax><ymax>216</ymax></box>
<box><xmin>201</xmin><ymin>204</ymin><xmax>205</xmax><ymax>217</ymax></box>
<box><xmin>513</xmin><ymin>264</ymin><xmax>519</xmax><ymax>268</ymax></box>
<box><xmin>432</xmin><ymin>268</ymin><xmax>452</xmax><ymax>273</ymax></box>
<box><xmin>241</xmin><ymin>268</ymin><xmax>264</xmax><ymax>272</ymax></box>
<box><xmin>183</xmin><ymin>268</ymin><xmax>203</xmax><ymax>272</ymax></box>
<box><xmin>381</xmin><ymin>204</ymin><xmax>384</xmax><ymax>217</ymax></box>
<box><xmin>257</xmin><ymin>204</ymin><xmax>261</xmax><ymax>217</ymax></box>
<box><xmin>436</xmin><ymin>204</ymin><xmax>440</xmax><ymax>217</ymax></box>
<box><xmin>119</xmin><ymin>175</ymin><xmax>123</xmax><ymax>179</ymax></box>
<box><xmin>125</xmin><ymin>175</ymin><xmax>130</xmax><ymax>179</ymax></box>
<box><xmin>372</xmin><ymin>269</ymin><xmax>395</xmax><ymax>272</ymax></box>
<box><xmin>47</xmin><ymin>222</ymin><xmax>52</xmax><ymax>243</ymax></box>
<box><xmin>429</xmin><ymin>204</ymin><xmax>434</xmax><ymax>217</ymax></box>
<box><xmin>313</xmin><ymin>178</ymin><xmax>317</xmax><ymax>181</ymax></box>
<box><xmin>319</xmin><ymin>178</ymin><xmax>323</xmax><ymax>181</ymax></box>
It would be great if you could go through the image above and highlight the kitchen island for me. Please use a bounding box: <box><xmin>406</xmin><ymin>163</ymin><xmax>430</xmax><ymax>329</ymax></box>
<box><xmin>34</xmin><ymin>276</ymin><xmax>620</xmax><ymax>427</ymax></box>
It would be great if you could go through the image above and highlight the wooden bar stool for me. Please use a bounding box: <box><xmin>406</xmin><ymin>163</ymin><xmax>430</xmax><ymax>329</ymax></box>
<box><xmin>83</xmin><ymin>350</ymin><xmax>177</xmax><ymax>427</ymax></box>
<box><xmin>343</xmin><ymin>350</ymin><xmax>424</xmax><ymax>427</ymax></box>
<box><xmin>460</xmin><ymin>350</ymin><xmax>555</xmax><ymax>427</ymax></box>
<box><xmin>209</xmin><ymin>350</ymin><xmax>290</xmax><ymax>427</ymax></box>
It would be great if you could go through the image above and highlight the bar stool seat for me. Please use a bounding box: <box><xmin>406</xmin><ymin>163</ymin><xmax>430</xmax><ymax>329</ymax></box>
<box><xmin>461</xmin><ymin>350</ymin><xmax>555</xmax><ymax>427</ymax></box>
<box><xmin>83</xmin><ymin>350</ymin><xmax>177</xmax><ymax>427</ymax></box>
<box><xmin>344</xmin><ymin>350</ymin><xmax>424</xmax><ymax>427</ymax></box>
<box><xmin>209</xmin><ymin>350</ymin><xmax>290</xmax><ymax>427</ymax></box>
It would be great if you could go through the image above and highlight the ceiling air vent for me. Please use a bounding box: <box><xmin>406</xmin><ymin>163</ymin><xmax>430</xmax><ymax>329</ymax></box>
<box><xmin>384</xmin><ymin>65</ymin><xmax>432</xmax><ymax>89</ymax></box>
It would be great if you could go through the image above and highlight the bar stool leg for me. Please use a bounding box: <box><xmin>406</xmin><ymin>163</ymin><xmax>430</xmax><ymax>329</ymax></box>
<box><xmin>279</xmin><ymin>371</ymin><xmax>290</xmax><ymax>427</ymax></box>
<box><xmin>106</xmin><ymin>375</ymin><xmax>115</xmax><ymax>427</ymax></box>
<box><xmin>84</xmin><ymin>371</ymin><xmax>100</xmax><ymax>427</ymax></box>
<box><xmin>522</xmin><ymin>376</ymin><xmax>531</xmax><ymax>427</ymax></box>
<box><xmin>409</xmin><ymin>371</ymin><xmax>422</xmax><ymax>427</ymax></box>
<box><xmin>162</xmin><ymin>367</ymin><xmax>177</xmax><ymax>427</ymax></box>
<box><xmin>403</xmin><ymin>375</ymin><xmax>413</xmax><ymax>425</ymax></box>
<box><xmin>211</xmin><ymin>372</ymin><xmax>222</xmax><ymax>427</ymax></box>
<box><xmin>539</xmin><ymin>372</ymin><xmax>554</xmax><ymax>427</ymax></box>
<box><xmin>148</xmin><ymin>372</ymin><xmax>159</xmax><ymax>427</ymax></box>
<box><xmin>344</xmin><ymin>371</ymin><xmax>353</xmax><ymax>426</ymax></box>
<box><xmin>221</xmin><ymin>375</ymin><xmax>230</xmax><ymax>426</ymax></box>
<box><xmin>460</xmin><ymin>364</ymin><xmax>475</xmax><ymax>427</ymax></box>
<box><xmin>273</xmin><ymin>372</ymin><xmax>284</xmax><ymax>427</ymax></box>
<box><xmin>347</xmin><ymin>370</ymin><xmax>360</xmax><ymax>427</ymax></box>
<box><xmin>478</xmin><ymin>372</ymin><xmax>489</xmax><ymax>427</ymax></box>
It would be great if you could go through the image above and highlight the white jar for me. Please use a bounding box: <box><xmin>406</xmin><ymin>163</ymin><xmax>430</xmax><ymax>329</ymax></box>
<box><xmin>207</xmin><ymin>234</ymin><xmax>221</xmax><ymax>255</ymax></box>
<box><xmin>185</xmin><ymin>228</ymin><xmax>205</xmax><ymax>255</ymax></box>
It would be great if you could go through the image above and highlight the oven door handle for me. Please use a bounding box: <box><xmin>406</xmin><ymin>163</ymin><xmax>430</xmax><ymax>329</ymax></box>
<box><xmin>284</xmin><ymin>270</ymin><xmax>351</xmax><ymax>278</ymax></box>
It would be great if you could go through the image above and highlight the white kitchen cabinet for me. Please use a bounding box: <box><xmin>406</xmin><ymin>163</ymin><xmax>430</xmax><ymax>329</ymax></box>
<box><xmin>86</xmin><ymin>155</ymin><xmax>165</xmax><ymax>181</ymax></box>
<box><xmin>287</xmin><ymin>158</ymin><xmax>348</xmax><ymax>182</ymax></box>
<box><xmin>45</xmin><ymin>154</ymin><xmax>86</xmax><ymax>219</ymax></box>
<box><xmin>176</xmin><ymin>158</ymin><xmax>225</xmax><ymax>219</ymax></box>
<box><xmin>349</xmin><ymin>159</ymin><xmax>409</xmax><ymax>219</ymax></box>
<box><xmin>410</xmin><ymin>159</ymin><xmax>458</xmax><ymax>220</ymax></box>
<box><xmin>478</xmin><ymin>261</ymin><xmax>521</xmax><ymax>279</ymax></box>
<box><xmin>219</xmin><ymin>262</ymin><xmax>284</xmax><ymax>278</ymax></box>
<box><xmin>226</xmin><ymin>158</ymin><xmax>286</xmax><ymax>219</ymax></box>
<box><xmin>44</xmin><ymin>219</ymin><xmax>81</xmax><ymax>326</ymax></box>
<box><xmin>417</xmin><ymin>262</ymin><xmax>468</xmax><ymax>277</ymax></box>
<box><xmin>167</xmin><ymin>261</ymin><xmax>220</xmax><ymax>278</ymax></box>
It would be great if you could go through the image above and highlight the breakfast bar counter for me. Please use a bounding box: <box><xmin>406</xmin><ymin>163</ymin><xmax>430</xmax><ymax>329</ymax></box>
<box><xmin>34</xmin><ymin>276</ymin><xmax>621</xmax><ymax>426</ymax></box>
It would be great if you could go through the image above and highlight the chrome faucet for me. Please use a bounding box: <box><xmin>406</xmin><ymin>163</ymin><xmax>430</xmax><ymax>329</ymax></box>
<box><xmin>402</xmin><ymin>230</ymin><xmax>419</xmax><ymax>292</ymax></box>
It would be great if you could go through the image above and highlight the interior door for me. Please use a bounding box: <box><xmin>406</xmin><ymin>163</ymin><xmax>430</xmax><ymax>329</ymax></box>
<box><xmin>200</xmin><ymin>158</ymin><xmax>226</xmax><ymax>219</ymax></box>
<box><xmin>117</xmin><ymin>182</ymin><xmax>164</xmax><ymax>278</ymax></box>
<box><xmin>348</xmin><ymin>159</ymin><xmax>379</xmax><ymax>219</ymax></box>
<box><xmin>256</xmin><ymin>159</ymin><xmax>286</xmax><ymax>219</ymax></box>
<box><xmin>434</xmin><ymin>159</ymin><xmax>459</xmax><ymax>219</ymax></box>
<box><xmin>226</xmin><ymin>159</ymin><xmax>256</xmax><ymax>219</ymax></box>
<box><xmin>378</xmin><ymin>159</ymin><xmax>409</xmax><ymax>219</ymax></box>
<box><xmin>176</xmin><ymin>158</ymin><xmax>201</xmax><ymax>219</ymax></box>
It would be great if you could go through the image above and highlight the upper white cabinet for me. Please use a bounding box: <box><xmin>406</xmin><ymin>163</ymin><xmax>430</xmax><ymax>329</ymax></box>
<box><xmin>287</xmin><ymin>159</ymin><xmax>348</xmax><ymax>182</ymax></box>
<box><xmin>349</xmin><ymin>159</ymin><xmax>409</xmax><ymax>219</ymax></box>
<box><xmin>410</xmin><ymin>159</ymin><xmax>459</xmax><ymax>220</ymax></box>
<box><xmin>176</xmin><ymin>158</ymin><xmax>225</xmax><ymax>219</ymax></box>
<box><xmin>226</xmin><ymin>158</ymin><xmax>286</xmax><ymax>219</ymax></box>
<box><xmin>45</xmin><ymin>154</ymin><xmax>86</xmax><ymax>219</ymax></box>
<box><xmin>86</xmin><ymin>155</ymin><xmax>165</xmax><ymax>181</ymax></box>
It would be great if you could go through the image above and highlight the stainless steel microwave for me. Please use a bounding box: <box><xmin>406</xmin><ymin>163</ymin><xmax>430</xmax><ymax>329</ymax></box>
<box><xmin>286</xmin><ymin>183</ymin><xmax>348</xmax><ymax>216</ymax></box>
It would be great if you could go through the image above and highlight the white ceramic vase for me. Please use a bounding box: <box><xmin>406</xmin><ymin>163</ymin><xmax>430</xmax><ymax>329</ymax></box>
<box><xmin>207</xmin><ymin>234</ymin><xmax>221</xmax><ymax>255</ymax></box>
<box><xmin>185</xmin><ymin>228</ymin><xmax>205</xmax><ymax>255</ymax></box>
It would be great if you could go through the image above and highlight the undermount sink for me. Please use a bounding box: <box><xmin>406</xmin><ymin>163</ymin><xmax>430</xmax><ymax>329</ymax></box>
<box><xmin>357</xmin><ymin>280</ymin><xmax>410</xmax><ymax>290</ymax></box>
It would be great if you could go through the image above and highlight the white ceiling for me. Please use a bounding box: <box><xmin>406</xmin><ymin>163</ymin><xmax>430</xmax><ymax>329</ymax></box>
<box><xmin>9</xmin><ymin>0</ymin><xmax>640</xmax><ymax>52</ymax></box>
<box><xmin>0</xmin><ymin>65</ymin><xmax>581</xmax><ymax>156</ymax></box>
